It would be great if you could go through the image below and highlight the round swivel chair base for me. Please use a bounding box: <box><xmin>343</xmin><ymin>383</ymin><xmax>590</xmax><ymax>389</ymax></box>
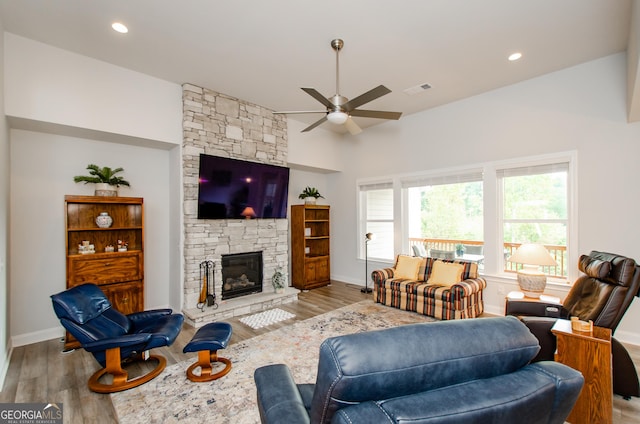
<box><xmin>88</xmin><ymin>354</ymin><xmax>167</xmax><ymax>394</ymax></box>
<box><xmin>186</xmin><ymin>351</ymin><xmax>232</xmax><ymax>382</ymax></box>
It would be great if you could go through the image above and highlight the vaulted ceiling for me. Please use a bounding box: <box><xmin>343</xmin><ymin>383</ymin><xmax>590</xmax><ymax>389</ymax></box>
<box><xmin>1</xmin><ymin>0</ymin><xmax>638</xmax><ymax>132</ymax></box>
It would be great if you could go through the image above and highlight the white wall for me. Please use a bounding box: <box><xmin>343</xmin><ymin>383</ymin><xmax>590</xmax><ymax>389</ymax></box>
<box><xmin>0</xmin><ymin>25</ymin><xmax>10</xmax><ymax>388</ymax></box>
<box><xmin>4</xmin><ymin>33</ymin><xmax>182</xmax><ymax>145</ymax></box>
<box><xmin>315</xmin><ymin>53</ymin><xmax>640</xmax><ymax>344</ymax></box>
<box><xmin>9</xmin><ymin>130</ymin><xmax>173</xmax><ymax>344</ymax></box>
<box><xmin>287</xmin><ymin>119</ymin><xmax>343</xmax><ymax>172</ymax></box>
<box><xmin>3</xmin><ymin>33</ymin><xmax>184</xmax><ymax>346</ymax></box>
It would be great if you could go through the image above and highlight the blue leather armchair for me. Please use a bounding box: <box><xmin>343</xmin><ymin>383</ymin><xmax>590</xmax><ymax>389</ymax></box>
<box><xmin>51</xmin><ymin>283</ymin><xmax>183</xmax><ymax>393</ymax></box>
<box><xmin>254</xmin><ymin>316</ymin><xmax>583</xmax><ymax>424</ymax></box>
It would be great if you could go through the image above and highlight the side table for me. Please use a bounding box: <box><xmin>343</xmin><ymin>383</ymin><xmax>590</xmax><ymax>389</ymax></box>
<box><xmin>551</xmin><ymin>319</ymin><xmax>612</xmax><ymax>424</ymax></box>
<box><xmin>504</xmin><ymin>290</ymin><xmax>562</xmax><ymax>316</ymax></box>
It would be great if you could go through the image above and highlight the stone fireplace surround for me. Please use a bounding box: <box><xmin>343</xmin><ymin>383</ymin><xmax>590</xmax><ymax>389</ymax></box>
<box><xmin>181</xmin><ymin>84</ymin><xmax>297</xmax><ymax>327</ymax></box>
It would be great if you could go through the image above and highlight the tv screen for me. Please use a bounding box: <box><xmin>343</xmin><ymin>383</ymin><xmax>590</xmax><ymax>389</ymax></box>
<box><xmin>197</xmin><ymin>154</ymin><xmax>290</xmax><ymax>219</ymax></box>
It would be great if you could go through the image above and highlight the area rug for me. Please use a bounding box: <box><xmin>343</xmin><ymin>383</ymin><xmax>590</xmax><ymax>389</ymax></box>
<box><xmin>111</xmin><ymin>301</ymin><xmax>435</xmax><ymax>424</ymax></box>
<box><xmin>239</xmin><ymin>308</ymin><xmax>296</xmax><ymax>329</ymax></box>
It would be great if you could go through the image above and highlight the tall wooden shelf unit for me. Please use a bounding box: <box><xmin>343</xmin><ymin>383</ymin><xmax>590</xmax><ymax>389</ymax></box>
<box><xmin>291</xmin><ymin>204</ymin><xmax>330</xmax><ymax>290</ymax></box>
<box><xmin>64</xmin><ymin>195</ymin><xmax>144</xmax><ymax>350</ymax></box>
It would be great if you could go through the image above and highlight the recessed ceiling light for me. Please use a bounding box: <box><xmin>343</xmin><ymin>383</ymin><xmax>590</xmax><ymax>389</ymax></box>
<box><xmin>508</xmin><ymin>52</ymin><xmax>522</xmax><ymax>62</ymax></box>
<box><xmin>111</xmin><ymin>22</ymin><xmax>128</xmax><ymax>34</ymax></box>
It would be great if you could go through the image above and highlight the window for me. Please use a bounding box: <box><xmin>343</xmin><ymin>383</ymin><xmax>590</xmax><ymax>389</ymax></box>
<box><xmin>359</xmin><ymin>181</ymin><xmax>394</xmax><ymax>260</ymax></box>
<box><xmin>498</xmin><ymin>162</ymin><xmax>569</xmax><ymax>278</ymax></box>
<box><xmin>356</xmin><ymin>152</ymin><xmax>576</xmax><ymax>280</ymax></box>
<box><xmin>402</xmin><ymin>171</ymin><xmax>483</xmax><ymax>251</ymax></box>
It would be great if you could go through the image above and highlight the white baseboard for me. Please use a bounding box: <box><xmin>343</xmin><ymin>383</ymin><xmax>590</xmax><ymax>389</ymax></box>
<box><xmin>330</xmin><ymin>274</ymin><xmax>363</xmax><ymax>286</ymax></box>
<box><xmin>11</xmin><ymin>326</ymin><xmax>64</xmax><ymax>347</ymax></box>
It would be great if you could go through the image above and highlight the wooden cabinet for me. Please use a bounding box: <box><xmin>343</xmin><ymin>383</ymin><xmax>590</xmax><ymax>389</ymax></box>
<box><xmin>64</xmin><ymin>195</ymin><xmax>144</xmax><ymax>349</ymax></box>
<box><xmin>291</xmin><ymin>205</ymin><xmax>330</xmax><ymax>290</ymax></box>
<box><xmin>551</xmin><ymin>319</ymin><xmax>612</xmax><ymax>424</ymax></box>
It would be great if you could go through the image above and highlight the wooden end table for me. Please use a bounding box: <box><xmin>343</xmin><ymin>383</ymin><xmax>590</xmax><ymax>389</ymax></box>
<box><xmin>551</xmin><ymin>319</ymin><xmax>612</xmax><ymax>424</ymax></box>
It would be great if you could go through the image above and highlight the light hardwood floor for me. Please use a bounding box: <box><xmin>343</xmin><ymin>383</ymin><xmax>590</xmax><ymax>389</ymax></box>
<box><xmin>1</xmin><ymin>281</ymin><xmax>639</xmax><ymax>423</ymax></box>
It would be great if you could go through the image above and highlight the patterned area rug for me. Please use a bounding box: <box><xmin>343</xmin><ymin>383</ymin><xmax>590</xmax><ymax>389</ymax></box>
<box><xmin>239</xmin><ymin>308</ymin><xmax>296</xmax><ymax>329</ymax></box>
<box><xmin>111</xmin><ymin>300</ymin><xmax>435</xmax><ymax>424</ymax></box>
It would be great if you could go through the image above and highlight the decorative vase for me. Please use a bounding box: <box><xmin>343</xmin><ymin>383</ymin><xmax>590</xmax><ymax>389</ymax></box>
<box><xmin>304</xmin><ymin>197</ymin><xmax>317</xmax><ymax>205</ymax></box>
<box><xmin>95</xmin><ymin>212</ymin><xmax>113</xmax><ymax>228</ymax></box>
<box><xmin>95</xmin><ymin>183</ymin><xmax>118</xmax><ymax>197</ymax></box>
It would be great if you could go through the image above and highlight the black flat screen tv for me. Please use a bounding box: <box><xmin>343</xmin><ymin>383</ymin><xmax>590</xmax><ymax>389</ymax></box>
<box><xmin>197</xmin><ymin>154</ymin><xmax>290</xmax><ymax>219</ymax></box>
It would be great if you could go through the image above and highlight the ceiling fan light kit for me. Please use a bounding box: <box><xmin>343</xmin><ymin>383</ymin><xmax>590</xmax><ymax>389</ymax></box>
<box><xmin>274</xmin><ymin>38</ymin><xmax>402</xmax><ymax>134</ymax></box>
<box><xmin>327</xmin><ymin>111</ymin><xmax>348</xmax><ymax>124</ymax></box>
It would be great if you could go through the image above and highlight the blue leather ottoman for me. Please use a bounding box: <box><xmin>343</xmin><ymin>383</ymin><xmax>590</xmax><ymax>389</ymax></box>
<box><xmin>183</xmin><ymin>322</ymin><xmax>233</xmax><ymax>382</ymax></box>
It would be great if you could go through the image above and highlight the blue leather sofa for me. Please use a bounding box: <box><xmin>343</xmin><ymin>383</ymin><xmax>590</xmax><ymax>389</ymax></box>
<box><xmin>254</xmin><ymin>316</ymin><xmax>583</xmax><ymax>424</ymax></box>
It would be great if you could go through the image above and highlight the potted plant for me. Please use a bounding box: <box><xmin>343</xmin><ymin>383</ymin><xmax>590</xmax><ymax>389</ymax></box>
<box><xmin>272</xmin><ymin>266</ymin><xmax>287</xmax><ymax>293</ymax></box>
<box><xmin>74</xmin><ymin>164</ymin><xmax>131</xmax><ymax>196</ymax></box>
<box><xmin>455</xmin><ymin>244</ymin><xmax>466</xmax><ymax>257</ymax></box>
<box><xmin>298</xmin><ymin>186</ymin><xmax>324</xmax><ymax>205</ymax></box>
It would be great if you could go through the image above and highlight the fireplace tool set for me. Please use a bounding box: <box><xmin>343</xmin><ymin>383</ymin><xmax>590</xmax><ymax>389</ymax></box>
<box><xmin>198</xmin><ymin>260</ymin><xmax>218</xmax><ymax>311</ymax></box>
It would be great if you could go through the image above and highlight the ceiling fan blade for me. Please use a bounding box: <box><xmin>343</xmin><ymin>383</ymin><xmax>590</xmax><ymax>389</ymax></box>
<box><xmin>344</xmin><ymin>117</ymin><xmax>362</xmax><ymax>135</ymax></box>
<box><xmin>273</xmin><ymin>110</ymin><xmax>326</xmax><ymax>115</ymax></box>
<box><xmin>342</xmin><ymin>85</ymin><xmax>391</xmax><ymax>111</ymax></box>
<box><xmin>349</xmin><ymin>109</ymin><xmax>403</xmax><ymax>120</ymax></box>
<box><xmin>302</xmin><ymin>116</ymin><xmax>328</xmax><ymax>132</ymax></box>
<box><xmin>301</xmin><ymin>88</ymin><xmax>334</xmax><ymax>109</ymax></box>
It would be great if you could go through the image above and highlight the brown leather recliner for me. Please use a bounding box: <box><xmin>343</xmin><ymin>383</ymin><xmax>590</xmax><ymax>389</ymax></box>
<box><xmin>506</xmin><ymin>251</ymin><xmax>640</xmax><ymax>399</ymax></box>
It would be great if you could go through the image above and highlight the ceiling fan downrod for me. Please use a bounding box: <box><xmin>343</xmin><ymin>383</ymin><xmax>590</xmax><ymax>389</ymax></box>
<box><xmin>331</xmin><ymin>39</ymin><xmax>344</xmax><ymax>98</ymax></box>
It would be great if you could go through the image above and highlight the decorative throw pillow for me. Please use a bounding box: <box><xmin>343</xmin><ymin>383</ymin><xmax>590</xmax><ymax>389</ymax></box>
<box><xmin>427</xmin><ymin>260</ymin><xmax>464</xmax><ymax>287</ymax></box>
<box><xmin>394</xmin><ymin>255</ymin><xmax>423</xmax><ymax>280</ymax></box>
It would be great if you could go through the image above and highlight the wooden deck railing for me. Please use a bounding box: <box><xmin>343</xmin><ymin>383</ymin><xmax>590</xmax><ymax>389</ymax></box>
<box><xmin>409</xmin><ymin>238</ymin><xmax>567</xmax><ymax>277</ymax></box>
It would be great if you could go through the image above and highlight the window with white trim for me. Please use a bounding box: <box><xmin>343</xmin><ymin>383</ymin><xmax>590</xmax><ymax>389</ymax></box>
<box><xmin>402</xmin><ymin>170</ymin><xmax>484</xmax><ymax>253</ymax></box>
<box><xmin>356</xmin><ymin>152</ymin><xmax>576</xmax><ymax>280</ymax></box>
<box><xmin>498</xmin><ymin>162</ymin><xmax>569</xmax><ymax>278</ymax></box>
<box><xmin>359</xmin><ymin>181</ymin><xmax>394</xmax><ymax>261</ymax></box>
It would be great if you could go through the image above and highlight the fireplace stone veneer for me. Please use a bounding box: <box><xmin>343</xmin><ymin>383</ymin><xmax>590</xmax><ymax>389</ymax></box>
<box><xmin>182</xmin><ymin>83</ymin><xmax>292</xmax><ymax>325</ymax></box>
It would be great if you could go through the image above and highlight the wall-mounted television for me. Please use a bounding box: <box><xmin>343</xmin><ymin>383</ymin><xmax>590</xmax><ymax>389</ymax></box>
<box><xmin>197</xmin><ymin>154</ymin><xmax>290</xmax><ymax>219</ymax></box>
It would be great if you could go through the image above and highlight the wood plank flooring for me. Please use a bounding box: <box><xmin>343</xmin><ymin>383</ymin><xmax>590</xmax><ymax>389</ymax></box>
<box><xmin>1</xmin><ymin>281</ymin><xmax>639</xmax><ymax>423</ymax></box>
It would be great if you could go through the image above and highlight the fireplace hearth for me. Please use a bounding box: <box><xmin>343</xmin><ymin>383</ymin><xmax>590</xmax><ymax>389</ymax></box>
<box><xmin>221</xmin><ymin>251</ymin><xmax>263</xmax><ymax>300</ymax></box>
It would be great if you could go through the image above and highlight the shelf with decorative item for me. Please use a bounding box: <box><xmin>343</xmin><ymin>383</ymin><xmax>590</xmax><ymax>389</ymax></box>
<box><xmin>63</xmin><ymin>194</ymin><xmax>145</xmax><ymax>350</ymax></box>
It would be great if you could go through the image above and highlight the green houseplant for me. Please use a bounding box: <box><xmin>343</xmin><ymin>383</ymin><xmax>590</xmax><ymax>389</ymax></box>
<box><xmin>455</xmin><ymin>244</ymin><xmax>466</xmax><ymax>257</ymax></box>
<box><xmin>298</xmin><ymin>186</ymin><xmax>324</xmax><ymax>205</ymax></box>
<box><xmin>74</xmin><ymin>164</ymin><xmax>131</xmax><ymax>196</ymax></box>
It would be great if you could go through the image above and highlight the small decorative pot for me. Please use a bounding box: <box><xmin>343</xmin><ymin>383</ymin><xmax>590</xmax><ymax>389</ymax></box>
<box><xmin>96</xmin><ymin>212</ymin><xmax>113</xmax><ymax>228</ymax></box>
<box><xmin>95</xmin><ymin>183</ymin><xmax>118</xmax><ymax>197</ymax></box>
<box><xmin>304</xmin><ymin>197</ymin><xmax>317</xmax><ymax>205</ymax></box>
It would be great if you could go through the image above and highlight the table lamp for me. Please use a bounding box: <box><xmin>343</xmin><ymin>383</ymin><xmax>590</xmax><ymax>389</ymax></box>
<box><xmin>241</xmin><ymin>206</ymin><xmax>256</xmax><ymax>219</ymax></box>
<box><xmin>507</xmin><ymin>243</ymin><xmax>557</xmax><ymax>298</ymax></box>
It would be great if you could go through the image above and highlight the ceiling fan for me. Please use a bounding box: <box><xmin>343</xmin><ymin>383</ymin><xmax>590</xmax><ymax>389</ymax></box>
<box><xmin>274</xmin><ymin>39</ymin><xmax>402</xmax><ymax>135</ymax></box>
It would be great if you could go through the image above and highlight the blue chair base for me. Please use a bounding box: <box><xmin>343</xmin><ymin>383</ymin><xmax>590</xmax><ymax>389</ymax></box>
<box><xmin>88</xmin><ymin>348</ymin><xmax>166</xmax><ymax>393</ymax></box>
<box><xmin>183</xmin><ymin>322</ymin><xmax>233</xmax><ymax>382</ymax></box>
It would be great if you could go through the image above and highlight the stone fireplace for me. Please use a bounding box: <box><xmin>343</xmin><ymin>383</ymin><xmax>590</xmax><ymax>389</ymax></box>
<box><xmin>181</xmin><ymin>84</ymin><xmax>295</xmax><ymax>326</ymax></box>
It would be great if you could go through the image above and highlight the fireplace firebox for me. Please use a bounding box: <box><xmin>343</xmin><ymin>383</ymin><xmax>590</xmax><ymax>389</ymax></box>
<box><xmin>221</xmin><ymin>251</ymin><xmax>263</xmax><ymax>300</ymax></box>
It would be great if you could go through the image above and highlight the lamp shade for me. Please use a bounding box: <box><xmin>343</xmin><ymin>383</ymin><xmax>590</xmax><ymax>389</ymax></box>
<box><xmin>365</xmin><ymin>232</ymin><xmax>375</xmax><ymax>241</ymax></box>
<box><xmin>507</xmin><ymin>243</ymin><xmax>557</xmax><ymax>267</ymax></box>
<box><xmin>508</xmin><ymin>243</ymin><xmax>557</xmax><ymax>298</ymax></box>
<box><xmin>241</xmin><ymin>206</ymin><xmax>256</xmax><ymax>219</ymax></box>
<box><xmin>327</xmin><ymin>111</ymin><xmax>348</xmax><ymax>124</ymax></box>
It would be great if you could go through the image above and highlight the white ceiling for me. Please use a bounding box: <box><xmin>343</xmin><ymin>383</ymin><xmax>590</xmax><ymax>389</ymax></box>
<box><xmin>0</xmin><ymin>0</ymin><xmax>636</xmax><ymax>133</ymax></box>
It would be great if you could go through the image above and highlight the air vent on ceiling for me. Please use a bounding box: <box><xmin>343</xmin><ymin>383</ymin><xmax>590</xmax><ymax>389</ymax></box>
<box><xmin>404</xmin><ymin>83</ymin><xmax>432</xmax><ymax>95</ymax></box>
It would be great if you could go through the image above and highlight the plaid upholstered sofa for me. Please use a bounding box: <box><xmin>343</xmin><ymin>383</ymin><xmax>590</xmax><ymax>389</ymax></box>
<box><xmin>372</xmin><ymin>254</ymin><xmax>486</xmax><ymax>319</ymax></box>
